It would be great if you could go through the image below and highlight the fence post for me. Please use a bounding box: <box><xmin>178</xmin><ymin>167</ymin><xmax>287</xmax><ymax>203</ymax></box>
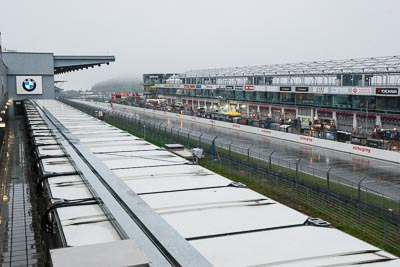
<box><xmin>357</xmin><ymin>177</ymin><xmax>376</xmax><ymax>203</ymax></box>
<box><xmin>177</xmin><ymin>128</ymin><xmax>181</xmax><ymax>141</ymax></box>
<box><xmin>229</xmin><ymin>141</ymin><xmax>233</xmax><ymax>157</ymax></box>
<box><xmin>199</xmin><ymin>133</ymin><xmax>203</xmax><ymax>148</ymax></box>
<box><xmin>247</xmin><ymin>144</ymin><xmax>254</xmax><ymax>162</ymax></box>
<box><xmin>295</xmin><ymin>158</ymin><xmax>301</xmax><ymax>185</ymax></box>
<box><xmin>327</xmin><ymin>167</ymin><xmax>332</xmax><ymax>194</ymax></box>
<box><xmin>269</xmin><ymin>151</ymin><xmax>275</xmax><ymax>170</ymax></box>
<box><xmin>170</xmin><ymin>126</ymin><xmax>174</xmax><ymax>142</ymax></box>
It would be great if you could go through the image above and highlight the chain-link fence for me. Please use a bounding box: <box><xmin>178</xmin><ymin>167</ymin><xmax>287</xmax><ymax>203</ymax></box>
<box><xmin>64</xmin><ymin>99</ymin><xmax>400</xmax><ymax>255</ymax></box>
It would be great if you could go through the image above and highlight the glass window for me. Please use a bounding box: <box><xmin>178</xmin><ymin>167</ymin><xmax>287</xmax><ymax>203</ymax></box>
<box><xmin>225</xmin><ymin>90</ymin><xmax>235</xmax><ymax>100</ymax></box>
<box><xmin>376</xmin><ymin>97</ymin><xmax>400</xmax><ymax>112</ymax></box>
<box><xmin>256</xmin><ymin>92</ymin><xmax>267</xmax><ymax>102</ymax></box>
<box><xmin>280</xmin><ymin>92</ymin><xmax>295</xmax><ymax>104</ymax></box>
<box><xmin>333</xmin><ymin>95</ymin><xmax>352</xmax><ymax>109</ymax></box>
<box><xmin>295</xmin><ymin>93</ymin><xmax>314</xmax><ymax>105</ymax></box>
<box><xmin>267</xmin><ymin>92</ymin><xmax>280</xmax><ymax>103</ymax></box>
<box><xmin>351</xmin><ymin>96</ymin><xmax>375</xmax><ymax>111</ymax></box>
<box><xmin>245</xmin><ymin>91</ymin><xmax>255</xmax><ymax>101</ymax></box>
<box><xmin>215</xmin><ymin>89</ymin><xmax>225</xmax><ymax>98</ymax></box>
<box><xmin>234</xmin><ymin>90</ymin><xmax>246</xmax><ymax>101</ymax></box>
<box><xmin>314</xmin><ymin>94</ymin><xmax>332</xmax><ymax>107</ymax></box>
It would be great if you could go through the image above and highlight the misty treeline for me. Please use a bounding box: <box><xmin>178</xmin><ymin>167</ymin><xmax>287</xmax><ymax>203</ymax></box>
<box><xmin>90</xmin><ymin>76</ymin><xmax>143</xmax><ymax>94</ymax></box>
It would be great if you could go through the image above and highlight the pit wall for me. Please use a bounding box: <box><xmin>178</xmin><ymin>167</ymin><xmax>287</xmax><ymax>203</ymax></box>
<box><xmin>112</xmin><ymin>104</ymin><xmax>400</xmax><ymax>164</ymax></box>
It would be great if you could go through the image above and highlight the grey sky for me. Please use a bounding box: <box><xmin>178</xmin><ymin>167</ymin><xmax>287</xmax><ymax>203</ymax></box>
<box><xmin>1</xmin><ymin>0</ymin><xmax>400</xmax><ymax>90</ymax></box>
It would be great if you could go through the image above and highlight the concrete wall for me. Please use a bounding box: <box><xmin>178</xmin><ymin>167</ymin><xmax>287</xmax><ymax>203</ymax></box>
<box><xmin>2</xmin><ymin>52</ymin><xmax>55</xmax><ymax>115</ymax></box>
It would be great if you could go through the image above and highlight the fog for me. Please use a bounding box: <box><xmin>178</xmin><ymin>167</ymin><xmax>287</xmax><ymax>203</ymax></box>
<box><xmin>1</xmin><ymin>0</ymin><xmax>400</xmax><ymax>90</ymax></box>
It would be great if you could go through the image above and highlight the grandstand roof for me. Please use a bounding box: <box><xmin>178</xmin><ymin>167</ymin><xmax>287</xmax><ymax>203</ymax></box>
<box><xmin>179</xmin><ymin>55</ymin><xmax>400</xmax><ymax>78</ymax></box>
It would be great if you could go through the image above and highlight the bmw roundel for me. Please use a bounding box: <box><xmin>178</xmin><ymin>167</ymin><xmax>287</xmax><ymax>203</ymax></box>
<box><xmin>22</xmin><ymin>78</ymin><xmax>37</xmax><ymax>92</ymax></box>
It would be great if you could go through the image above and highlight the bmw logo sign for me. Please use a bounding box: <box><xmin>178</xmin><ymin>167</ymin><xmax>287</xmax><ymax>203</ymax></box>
<box><xmin>22</xmin><ymin>78</ymin><xmax>37</xmax><ymax>92</ymax></box>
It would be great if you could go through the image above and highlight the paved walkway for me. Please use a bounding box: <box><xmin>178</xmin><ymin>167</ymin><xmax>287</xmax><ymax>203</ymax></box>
<box><xmin>0</xmin><ymin>118</ymin><xmax>43</xmax><ymax>266</ymax></box>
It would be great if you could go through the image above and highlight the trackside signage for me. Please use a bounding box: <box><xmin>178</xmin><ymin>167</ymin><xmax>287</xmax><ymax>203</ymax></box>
<box><xmin>376</xmin><ymin>88</ymin><xmax>398</xmax><ymax>95</ymax></box>
<box><xmin>351</xmin><ymin>87</ymin><xmax>371</xmax><ymax>95</ymax></box>
<box><xmin>312</xmin><ymin>87</ymin><xmax>329</xmax><ymax>94</ymax></box>
<box><xmin>16</xmin><ymin>76</ymin><xmax>43</xmax><ymax>95</ymax></box>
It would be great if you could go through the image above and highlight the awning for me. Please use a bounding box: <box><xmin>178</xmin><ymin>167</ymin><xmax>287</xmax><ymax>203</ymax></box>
<box><xmin>54</xmin><ymin>55</ymin><xmax>115</xmax><ymax>74</ymax></box>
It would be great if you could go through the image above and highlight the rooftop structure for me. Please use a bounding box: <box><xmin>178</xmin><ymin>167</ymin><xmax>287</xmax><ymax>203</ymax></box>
<box><xmin>0</xmin><ymin>51</ymin><xmax>115</xmax><ymax>116</ymax></box>
<box><xmin>9</xmin><ymin>98</ymin><xmax>397</xmax><ymax>266</ymax></box>
<box><xmin>179</xmin><ymin>55</ymin><xmax>400</xmax><ymax>80</ymax></box>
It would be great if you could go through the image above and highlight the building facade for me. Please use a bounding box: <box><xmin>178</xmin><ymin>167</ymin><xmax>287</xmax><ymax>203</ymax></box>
<box><xmin>144</xmin><ymin>56</ymin><xmax>400</xmax><ymax>134</ymax></box>
<box><xmin>0</xmin><ymin>51</ymin><xmax>115</xmax><ymax>116</ymax></box>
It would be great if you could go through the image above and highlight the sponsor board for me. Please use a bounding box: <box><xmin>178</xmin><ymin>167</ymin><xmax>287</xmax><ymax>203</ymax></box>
<box><xmin>376</xmin><ymin>87</ymin><xmax>398</xmax><ymax>95</ymax></box>
<box><xmin>235</xmin><ymin>86</ymin><xmax>243</xmax><ymax>90</ymax></box>
<box><xmin>351</xmin><ymin>87</ymin><xmax>372</xmax><ymax>95</ymax></box>
<box><xmin>16</xmin><ymin>76</ymin><xmax>43</xmax><ymax>95</ymax></box>
<box><xmin>300</xmin><ymin>136</ymin><xmax>313</xmax><ymax>142</ymax></box>
<box><xmin>204</xmin><ymin>85</ymin><xmax>216</xmax><ymax>89</ymax></box>
<box><xmin>254</xmin><ymin>85</ymin><xmax>266</xmax><ymax>91</ymax></box>
<box><xmin>244</xmin><ymin>85</ymin><xmax>254</xmax><ymax>90</ymax></box>
<box><xmin>261</xmin><ymin>129</ymin><xmax>272</xmax><ymax>134</ymax></box>
<box><xmin>295</xmin><ymin>86</ymin><xmax>309</xmax><ymax>92</ymax></box>
<box><xmin>280</xmin><ymin>86</ymin><xmax>292</xmax><ymax>92</ymax></box>
<box><xmin>312</xmin><ymin>86</ymin><xmax>329</xmax><ymax>94</ymax></box>
<box><xmin>352</xmin><ymin>146</ymin><xmax>371</xmax><ymax>154</ymax></box>
<box><xmin>331</xmin><ymin>87</ymin><xmax>350</xmax><ymax>94</ymax></box>
<box><xmin>226</xmin><ymin>85</ymin><xmax>234</xmax><ymax>90</ymax></box>
<box><xmin>266</xmin><ymin>86</ymin><xmax>279</xmax><ymax>92</ymax></box>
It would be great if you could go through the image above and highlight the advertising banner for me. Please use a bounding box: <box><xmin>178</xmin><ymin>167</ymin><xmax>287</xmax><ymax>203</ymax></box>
<box><xmin>351</xmin><ymin>87</ymin><xmax>372</xmax><ymax>95</ymax></box>
<box><xmin>295</xmin><ymin>86</ymin><xmax>309</xmax><ymax>92</ymax></box>
<box><xmin>330</xmin><ymin>87</ymin><xmax>350</xmax><ymax>94</ymax></box>
<box><xmin>312</xmin><ymin>86</ymin><xmax>329</xmax><ymax>94</ymax></box>
<box><xmin>280</xmin><ymin>86</ymin><xmax>292</xmax><ymax>92</ymax></box>
<box><xmin>266</xmin><ymin>86</ymin><xmax>279</xmax><ymax>92</ymax></box>
<box><xmin>16</xmin><ymin>76</ymin><xmax>43</xmax><ymax>95</ymax></box>
<box><xmin>376</xmin><ymin>88</ymin><xmax>398</xmax><ymax>96</ymax></box>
